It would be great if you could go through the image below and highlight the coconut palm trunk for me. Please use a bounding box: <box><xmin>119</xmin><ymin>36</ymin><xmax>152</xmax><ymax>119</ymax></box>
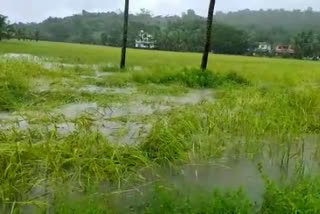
<box><xmin>120</xmin><ymin>0</ymin><xmax>129</xmax><ymax>69</ymax></box>
<box><xmin>201</xmin><ymin>0</ymin><xmax>216</xmax><ymax>70</ymax></box>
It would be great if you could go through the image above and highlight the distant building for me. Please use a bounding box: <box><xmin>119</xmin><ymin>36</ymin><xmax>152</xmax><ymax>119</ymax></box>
<box><xmin>135</xmin><ymin>30</ymin><xmax>155</xmax><ymax>49</ymax></box>
<box><xmin>275</xmin><ymin>45</ymin><xmax>295</xmax><ymax>56</ymax></box>
<box><xmin>254</xmin><ymin>42</ymin><xmax>272</xmax><ymax>55</ymax></box>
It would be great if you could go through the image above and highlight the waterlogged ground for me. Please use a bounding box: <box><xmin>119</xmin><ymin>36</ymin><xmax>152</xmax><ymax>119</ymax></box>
<box><xmin>1</xmin><ymin>45</ymin><xmax>320</xmax><ymax>213</ymax></box>
<box><xmin>0</xmin><ymin>54</ymin><xmax>215</xmax><ymax>145</ymax></box>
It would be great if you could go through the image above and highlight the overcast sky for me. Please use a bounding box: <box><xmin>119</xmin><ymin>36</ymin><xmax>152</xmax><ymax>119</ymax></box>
<box><xmin>1</xmin><ymin>0</ymin><xmax>319</xmax><ymax>23</ymax></box>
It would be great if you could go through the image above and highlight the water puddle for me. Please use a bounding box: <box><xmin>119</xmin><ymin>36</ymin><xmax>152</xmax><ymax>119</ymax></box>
<box><xmin>36</xmin><ymin>89</ymin><xmax>215</xmax><ymax>125</ymax></box>
<box><xmin>80</xmin><ymin>75</ymin><xmax>97</xmax><ymax>79</ymax></box>
<box><xmin>1</xmin><ymin>53</ymin><xmax>44</xmax><ymax>62</ymax></box>
<box><xmin>33</xmin><ymin>79</ymin><xmax>52</xmax><ymax>92</ymax></box>
<box><xmin>0</xmin><ymin>114</ymin><xmax>29</xmax><ymax>131</ymax></box>
<box><xmin>80</xmin><ymin>72</ymin><xmax>115</xmax><ymax>80</ymax></box>
<box><xmin>132</xmin><ymin>66</ymin><xmax>143</xmax><ymax>71</ymax></box>
<box><xmin>55</xmin><ymin>101</ymin><xmax>171</xmax><ymax>120</ymax></box>
<box><xmin>96</xmin><ymin>71</ymin><xmax>115</xmax><ymax>78</ymax></box>
<box><xmin>79</xmin><ymin>85</ymin><xmax>136</xmax><ymax>95</ymax></box>
<box><xmin>95</xmin><ymin>121</ymin><xmax>152</xmax><ymax>145</ymax></box>
<box><xmin>1</xmin><ymin>53</ymin><xmax>115</xmax><ymax>79</ymax></box>
<box><xmin>0</xmin><ymin>112</ymin><xmax>13</xmax><ymax>121</ymax></box>
<box><xmin>162</xmin><ymin>89</ymin><xmax>215</xmax><ymax>105</ymax></box>
<box><xmin>157</xmin><ymin>159</ymin><xmax>266</xmax><ymax>204</ymax></box>
<box><xmin>48</xmin><ymin>122</ymin><xmax>76</xmax><ymax>136</ymax></box>
<box><xmin>98</xmin><ymin>102</ymin><xmax>171</xmax><ymax>119</ymax></box>
<box><xmin>56</xmin><ymin>103</ymin><xmax>98</xmax><ymax>119</ymax></box>
<box><xmin>44</xmin><ymin>120</ymin><xmax>151</xmax><ymax>144</ymax></box>
<box><xmin>50</xmin><ymin>90</ymin><xmax>213</xmax><ymax>142</ymax></box>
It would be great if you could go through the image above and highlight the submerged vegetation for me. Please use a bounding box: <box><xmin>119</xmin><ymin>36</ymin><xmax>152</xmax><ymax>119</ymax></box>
<box><xmin>0</xmin><ymin>41</ymin><xmax>320</xmax><ymax>213</ymax></box>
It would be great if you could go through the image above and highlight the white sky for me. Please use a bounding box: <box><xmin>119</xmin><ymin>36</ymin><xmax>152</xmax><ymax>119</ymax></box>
<box><xmin>1</xmin><ymin>0</ymin><xmax>319</xmax><ymax>23</ymax></box>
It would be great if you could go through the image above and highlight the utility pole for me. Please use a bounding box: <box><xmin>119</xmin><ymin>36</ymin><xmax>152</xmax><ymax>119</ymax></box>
<box><xmin>120</xmin><ymin>0</ymin><xmax>129</xmax><ymax>69</ymax></box>
<box><xmin>201</xmin><ymin>0</ymin><xmax>216</xmax><ymax>70</ymax></box>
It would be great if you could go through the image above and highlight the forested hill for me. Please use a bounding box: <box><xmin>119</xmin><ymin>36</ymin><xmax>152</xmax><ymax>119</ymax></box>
<box><xmin>216</xmin><ymin>8</ymin><xmax>320</xmax><ymax>33</ymax></box>
<box><xmin>13</xmin><ymin>8</ymin><xmax>320</xmax><ymax>53</ymax></box>
<box><xmin>215</xmin><ymin>9</ymin><xmax>320</xmax><ymax>42</ymax></box>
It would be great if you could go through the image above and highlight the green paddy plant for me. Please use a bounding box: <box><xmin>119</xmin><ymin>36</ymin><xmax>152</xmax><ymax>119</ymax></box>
<box><xmin>0</xmin><ymin>125</ymin><xmax>153</xmax><ymax>212</ymax></box>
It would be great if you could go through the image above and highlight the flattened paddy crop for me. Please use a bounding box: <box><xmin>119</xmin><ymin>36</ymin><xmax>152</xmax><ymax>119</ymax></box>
<box><xmin>0</xmin><ymin>40</ymin><xmax>320</xmax><ymax>213</ymax></box>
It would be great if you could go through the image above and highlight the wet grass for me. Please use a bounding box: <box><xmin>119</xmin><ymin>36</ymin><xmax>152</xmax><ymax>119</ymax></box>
<box><xmin>141</xmin><ymin>86</ymin><xmax>320</xmax><ymax>165</ymax></box>
<box><xmin>262</xmin><ymin>176</ymin><xmax>320</xmax><ymax>213</ymax></box>
<box><xmin>1</xmin><ymin>40</ymin><xmax>320</xmax><ymax>213</ymax></box>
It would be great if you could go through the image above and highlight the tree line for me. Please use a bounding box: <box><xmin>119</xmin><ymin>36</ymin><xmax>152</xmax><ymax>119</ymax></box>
<box><xmin>0</xmin><ymin>15</ymin><xmax>14</xmax><ymax>41</ymax></box>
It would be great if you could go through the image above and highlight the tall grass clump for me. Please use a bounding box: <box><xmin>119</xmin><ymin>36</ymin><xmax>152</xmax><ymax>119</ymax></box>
<box><xmin>130</xmin><ymin>67</ymin><xmax>249</xmax><ymax>88</ymax></box>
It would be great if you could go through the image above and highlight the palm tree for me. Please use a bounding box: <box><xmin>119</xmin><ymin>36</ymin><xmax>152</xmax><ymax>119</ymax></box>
<box><xmin>120</xmin><ymin>0</ymin><xmax>129</xmax><ymax>69</ymax></box>
<box><xmin>201</xmin><ymin>0</ymin><xmax>216</xmax><ymax>70</ymax></box>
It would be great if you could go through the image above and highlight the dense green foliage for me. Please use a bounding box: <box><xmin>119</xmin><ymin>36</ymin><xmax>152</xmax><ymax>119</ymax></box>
<box><xmin>294</xmin><ymin>31</ymin><xmax>320</xmax><ymax>58</ymax></box>
<box><xmin>0</xmin><ymin>15</ymin><xmax>14</xmax><ymax>40</ymax></box>
<box><xmin>212</xmin><ymin>23</ymin><xmax>249</xmax><ymax>54</ymax></box>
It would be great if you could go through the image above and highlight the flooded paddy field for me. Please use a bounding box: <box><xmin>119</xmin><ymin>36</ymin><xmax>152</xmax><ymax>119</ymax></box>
<box><xmin>1</xmin><ymin>43</ymin><xmax>320</xmax><ymax>213</ymax></box>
